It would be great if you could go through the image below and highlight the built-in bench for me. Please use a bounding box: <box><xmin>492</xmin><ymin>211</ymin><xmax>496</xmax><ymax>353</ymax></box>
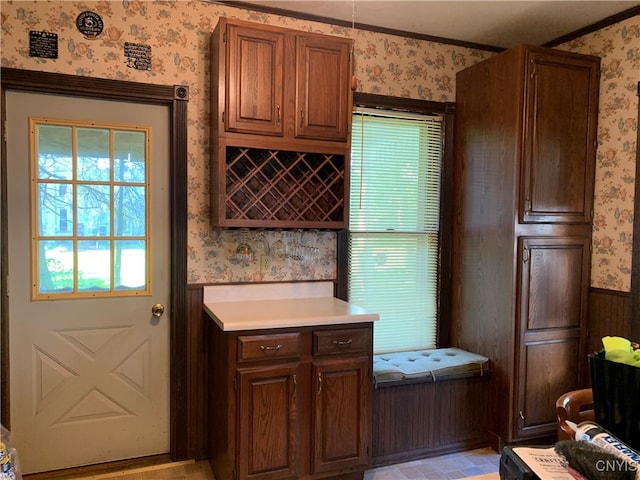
<box><xmin>371</xmin><ymin>348</ymin><xmax>492</xmax><ymax>466</ymax></box>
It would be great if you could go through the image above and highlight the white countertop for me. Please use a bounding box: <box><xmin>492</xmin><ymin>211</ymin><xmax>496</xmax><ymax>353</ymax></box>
<box><xmin>203</xmin><ymin>282</ymin><xmax>379</xmax><ymax>331</ymax></box>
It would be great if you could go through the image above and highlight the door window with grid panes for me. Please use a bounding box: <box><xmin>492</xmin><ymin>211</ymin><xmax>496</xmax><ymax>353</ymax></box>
<box><xmin>31</xmin><ymin>118</ymin><xmax>150</xmax><ymax>299</ymax></box>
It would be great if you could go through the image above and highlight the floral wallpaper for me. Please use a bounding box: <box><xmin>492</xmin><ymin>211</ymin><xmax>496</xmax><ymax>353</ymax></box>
<box><xmin>559</xmin><ymin>16</ymin><xmax>640</xmax><ymax>291</ymax></box>
<box><xmin>0</xmin><ymin>1</ymin><xmax>637</xmax><ymax>290</ymax></box>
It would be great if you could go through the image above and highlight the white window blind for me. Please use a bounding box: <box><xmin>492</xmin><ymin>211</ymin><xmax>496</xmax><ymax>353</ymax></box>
<box><xmin>349</xmin><ymin>108</ymin><xmax>443</xmax><ymax>353</ymax></box>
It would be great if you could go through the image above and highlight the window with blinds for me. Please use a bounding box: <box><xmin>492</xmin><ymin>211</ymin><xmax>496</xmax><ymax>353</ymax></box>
<box><xmin>349</xmin><ymin>108</ymin><xmax>443</xmax><ymax>353</ymax></box>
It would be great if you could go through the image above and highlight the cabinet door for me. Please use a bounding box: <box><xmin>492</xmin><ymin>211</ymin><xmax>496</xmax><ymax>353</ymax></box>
<box><xmin>521</xmin><ymin>50</ymin><xmax>599</xmax><ymax>223</ymax></box>
<box><xmin>517</xmin><ymin>337</ymin><xmax>583</xmax><ymax>438</ymax></box>
<box><xmin>237</xmin><ymin>365</ymin><xmax>299</xmax><ymax>480</ymax></box>
<box><xmin>515</xmin><ymin>236</ymin><xmax>589</xmax><ymax>438</ymax></box>
<box><xmin>226</xmin><ymin>24</ymin><xmax>284</xmax><ymax>136</ymax></box>
<box><xmin>295</xmin><ymin>34</ymin><xmax>352</xmax><ymax>141</ymax></box>
<box><xmin>312</xmin><ymin>357</ymin><xmax>370</xmax><ymax>474</ymax></box>
<box><xmin>518</xmin><ymin>236</ymin><xmax>590</xmax><ymax>331</ymax></box>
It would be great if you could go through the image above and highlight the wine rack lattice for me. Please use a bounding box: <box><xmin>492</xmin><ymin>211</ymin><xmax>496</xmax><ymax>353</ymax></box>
<box><xmin>225</xmin><ymin>147</ymin><xmax>345</xmax><ymax>224</ymax></box>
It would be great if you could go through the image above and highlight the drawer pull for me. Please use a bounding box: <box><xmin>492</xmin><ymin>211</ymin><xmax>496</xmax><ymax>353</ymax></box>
<box><xmin>332</xmin><ymin>339</ymin><xmax>353</xmax><ymax>346</ymax></box>
<box><xmin>260</xmin><ymin>344</ymin><xmax>283</xmax><ymax>352</ymax></box>
<box><xmin>317</xmin><ymin>372</ymin><xmax>323</xmax><ymax>395</ymax></box>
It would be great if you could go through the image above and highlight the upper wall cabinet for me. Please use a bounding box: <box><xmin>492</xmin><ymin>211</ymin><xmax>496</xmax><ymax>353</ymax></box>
<box><xmin>210</xmin><ymin>19</ymin><xmax>353</xmax><ymax>230</ymax></box>
<box><xmin>212</xmin><ymin>18</ymin><xmax>353</xmax><ymax>146</ymax></box>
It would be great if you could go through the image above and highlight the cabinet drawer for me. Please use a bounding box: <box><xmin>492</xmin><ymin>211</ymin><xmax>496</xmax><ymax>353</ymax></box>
<box><xmin>313</xmin><ymin>328</ymin><xmax>370</xmax><ymax>356</ymax></box>
<box><xmin>238</xmin><ymin>333</ymin><xmax>301</xmax><ymax>362</ymax></box>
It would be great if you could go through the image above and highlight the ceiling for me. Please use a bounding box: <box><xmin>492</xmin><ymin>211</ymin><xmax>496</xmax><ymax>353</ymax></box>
<box><xmin>230</xmin><ymin>1</ymin><xmax>640</xmax><ymax>49</ymax></box>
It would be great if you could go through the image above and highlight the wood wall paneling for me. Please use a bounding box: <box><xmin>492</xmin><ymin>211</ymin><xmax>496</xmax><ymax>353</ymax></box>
<box><xmin>587</xmin><ymin>288</ymin><xmax>631</xmax><ymax>357</ymax></box>
<box><xmin>186</xmin><ymin>286</ymin><xmax>209</xmax><ymax>459</ymax></box>
<box><xmin>371</xmin><ymin>375</ymin><xmax>489</xmax><ymax>467</ymax></box>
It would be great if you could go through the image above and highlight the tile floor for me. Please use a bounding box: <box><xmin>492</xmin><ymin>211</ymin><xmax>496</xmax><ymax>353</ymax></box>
<box><xmin>365</xmin><ymin>448</ymin><xmax>501</xmax><ymax>480</ymax></box>
<box><xmin>60</xmin><ymin>447</ymin><xmax>500</xmax><ymax>480</ymax></box>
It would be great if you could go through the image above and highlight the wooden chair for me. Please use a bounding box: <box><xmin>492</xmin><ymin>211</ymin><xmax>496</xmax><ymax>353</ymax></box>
<box><xmin>556</xmin><ymin>388</ymin><xmax>595</xmax><ymax>440</ymax></box>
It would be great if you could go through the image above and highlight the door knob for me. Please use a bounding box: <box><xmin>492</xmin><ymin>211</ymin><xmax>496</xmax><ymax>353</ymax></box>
<box><xmin>151</xmin><ymin>303</ymin><xmax>165</xmax><ymax>318</ymax></box>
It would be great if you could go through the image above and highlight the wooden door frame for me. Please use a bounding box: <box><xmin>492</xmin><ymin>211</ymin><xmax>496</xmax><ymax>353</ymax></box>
<box><xmin>0</xmin><ymin>68</ymin><xmax>191</xmax><ymax>460</ymax></box>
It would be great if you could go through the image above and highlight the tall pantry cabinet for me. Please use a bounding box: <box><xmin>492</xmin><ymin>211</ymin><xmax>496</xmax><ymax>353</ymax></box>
<box><xmin>451</xmin><ymin>45</ymin><xmax>600</xmax><ymax>447</ymax></box>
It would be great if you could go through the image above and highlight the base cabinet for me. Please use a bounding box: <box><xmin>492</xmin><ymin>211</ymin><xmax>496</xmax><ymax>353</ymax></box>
<box><xmin>210</xmin><ymin>323</ymin><xmax>373</xmax><ymax>480</ymax></box>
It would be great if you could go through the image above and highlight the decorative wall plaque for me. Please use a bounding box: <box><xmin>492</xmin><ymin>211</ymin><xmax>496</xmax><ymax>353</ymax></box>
<box><xmin>29</xmin><ymin>31</ymin><xmax>58</xmax><ymax>59</ymax></box>
<box><xmin>124</xmin><ymin>42</ymin><xmax>152</xmax><ymax>71</ymax></box>
<box><xmin>76</xmin><ymin>11</ymin><xmax>103</xmax><ymax>39</ymax></box>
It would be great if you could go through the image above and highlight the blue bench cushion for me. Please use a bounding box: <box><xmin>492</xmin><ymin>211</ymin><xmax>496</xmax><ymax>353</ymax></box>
<box><xmin>373</xmin><ymin>347</ymin><xmax>489</xmax><ymax>385</ymax></box>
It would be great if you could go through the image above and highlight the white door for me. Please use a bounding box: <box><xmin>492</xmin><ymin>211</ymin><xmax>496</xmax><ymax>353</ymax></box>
<box><xmin>6</xmin><ymin>91</ymin><xmax>170</xmax><ymax>474</ymax></box>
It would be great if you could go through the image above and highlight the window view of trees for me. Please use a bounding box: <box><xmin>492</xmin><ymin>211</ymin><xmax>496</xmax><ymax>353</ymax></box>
<box><xmin>33</xmin><ymin>122</ymin><xmax>149</xmax><ymax>297</ymax></box>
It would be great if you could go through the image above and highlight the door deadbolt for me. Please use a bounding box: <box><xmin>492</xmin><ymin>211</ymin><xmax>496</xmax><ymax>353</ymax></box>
<box><xmin>152</xmin><ymin>303</ymin><xmax>165</xmax><ymax>318</ymax></box>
